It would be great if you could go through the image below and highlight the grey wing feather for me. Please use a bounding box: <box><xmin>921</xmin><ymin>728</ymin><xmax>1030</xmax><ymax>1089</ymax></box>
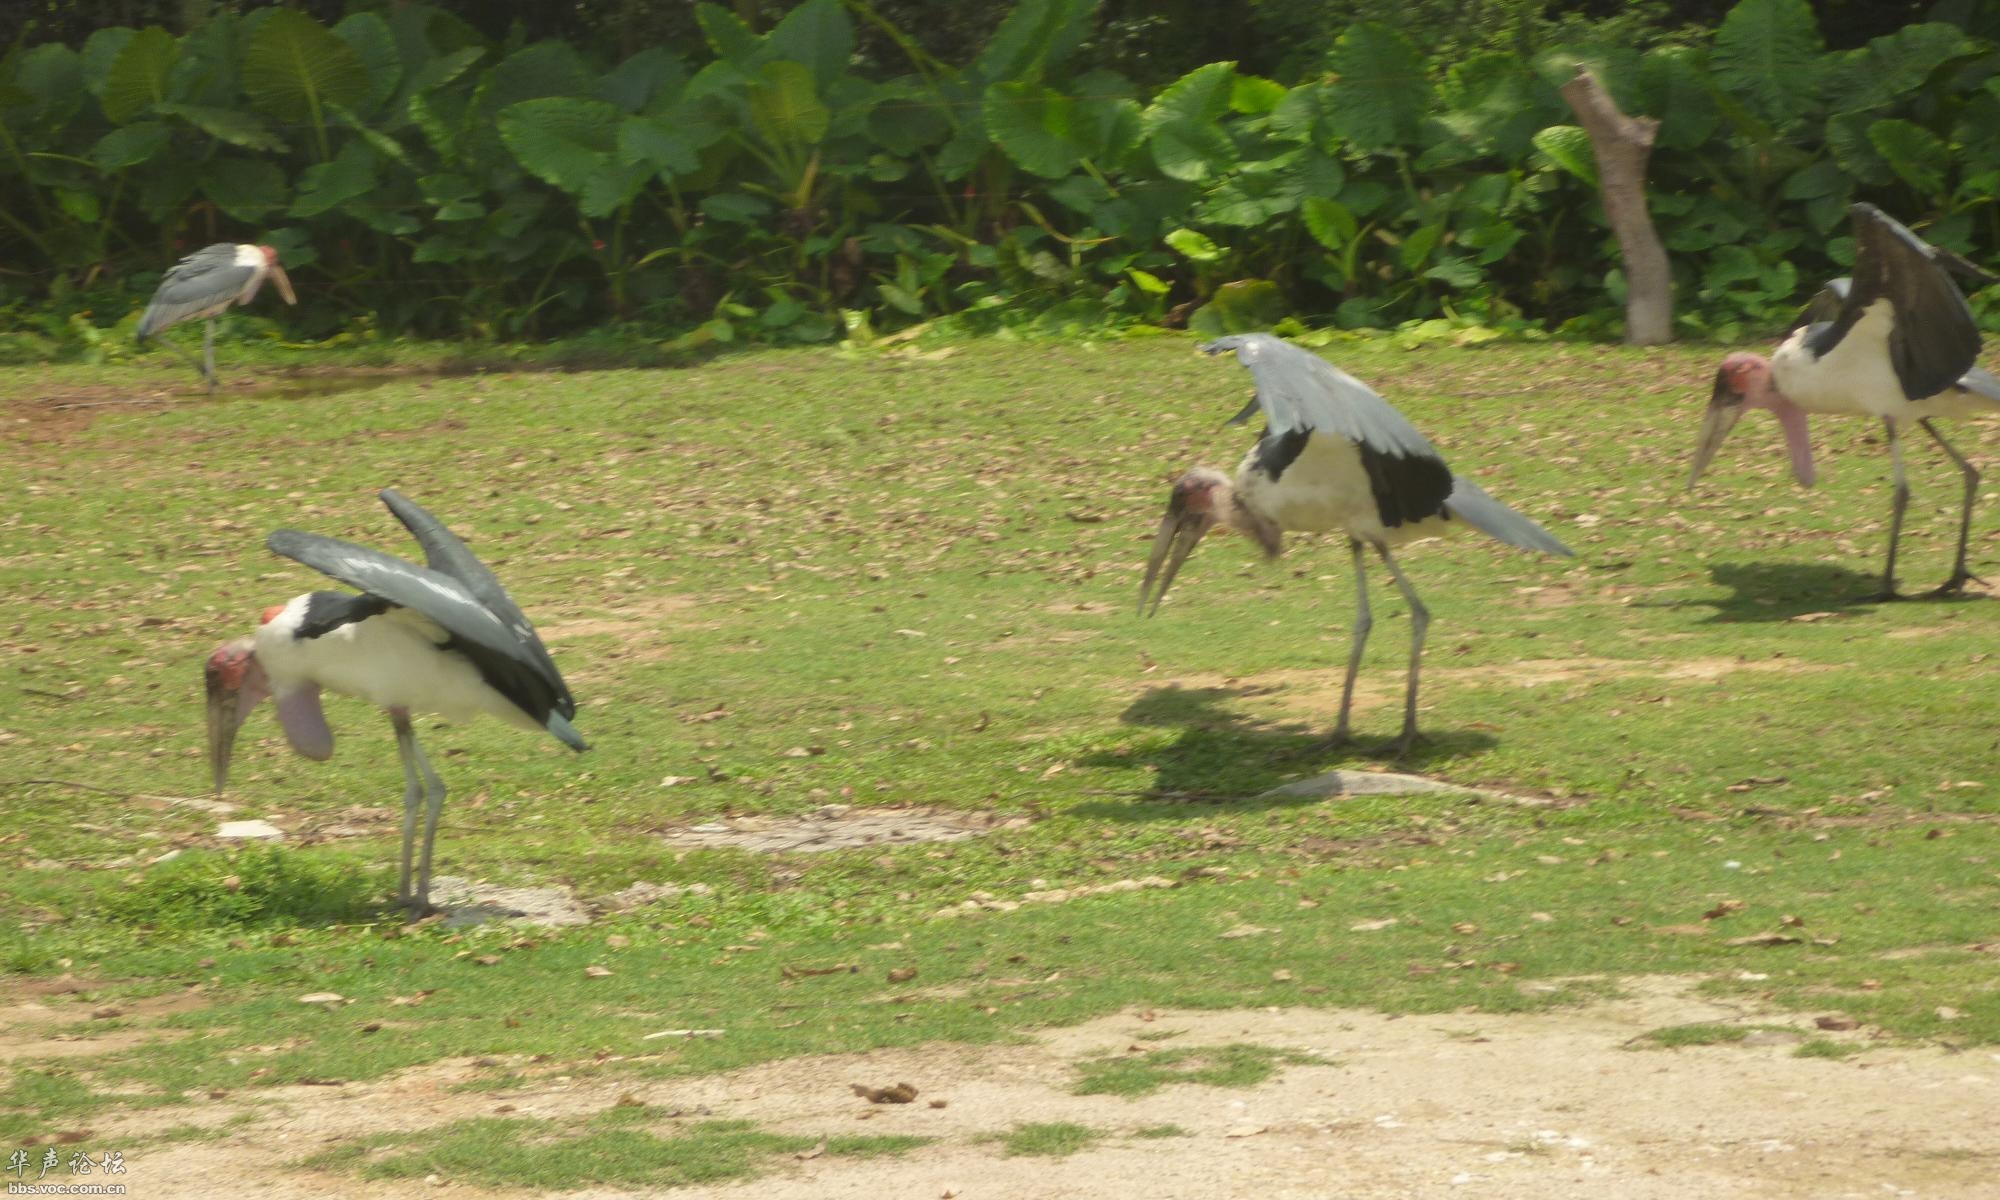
<box><xmin>1956</xmin><ymin>364</ymin><xmax>2000</xmax><ymax>404</ymax></box>
<box><xmin>1443</xmin><ymin>476</ymin><xmax>1572</xmax><ymax>557</ymax></box>
<box><xmin>1794</xmin><ymin>277</ymin><xmax>1849</xmax><ymax>330</ymax></box>
<box><xmin>138</xmin><ymin>244</ymin><xmax>251</xmax><ymax>339</ymax></box>
<box><xmin>376</xmin><ymin>489</ymin><xmax>575</xmax><ymax>720</ymax></box>
<box><xmin>1201</xmin><ymin>333</ymin><xmax>1442</xmax><ymax>461</ymax></box>
<box><xmin>265</xmin><ymin>529</ymin><xmax>547</xmax><ymax>676</ymax></box>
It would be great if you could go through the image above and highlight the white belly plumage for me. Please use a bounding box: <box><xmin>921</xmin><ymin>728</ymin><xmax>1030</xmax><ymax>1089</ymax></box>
<box><xmin>1235</xmin><ymin>435</ymin><xmax>1454</xmax><ymax>547</ymax></box>
<box><xmin>255</xmin><ymin>604</ymin><xmax>538</xmax><ymax>732</ymax></box>
<box><xmin>1771</xmin><ymin>299</ymin><xmax>1995</xmax><ymax>420</ymax></box>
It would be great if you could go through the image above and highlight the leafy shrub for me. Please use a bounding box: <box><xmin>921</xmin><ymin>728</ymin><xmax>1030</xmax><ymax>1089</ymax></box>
<box><xmin>0</xmin><ymin>0</ymin><xmax>1993</xmax><ymax>352</ymax></box>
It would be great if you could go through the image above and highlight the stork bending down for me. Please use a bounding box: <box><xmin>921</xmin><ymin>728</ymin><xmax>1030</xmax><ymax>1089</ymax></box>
<box><xmin>205</xmin><ymin>490</ymin><xmax>585</xmax><ymax>913</ymax></box>
<box><xmin>1140</xmin><ymin>334</ymin><xmax>1573</xmax><ymax>752</ymax></box>
<box><xmin>1690</xmin><ymin>203</ymin><xmax>1999</xmax><ymax>598</ymax></box>
<box><xmin>138</xmin><ymin>243</ymin><xmax>296</xmax><ymax>391</ymax></box>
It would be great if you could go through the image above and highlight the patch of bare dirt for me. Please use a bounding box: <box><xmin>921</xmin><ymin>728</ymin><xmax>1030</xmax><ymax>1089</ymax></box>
<box><xmin>659</xmin><ymin>805</ymin><xmax>1030</xmax><ymax>853</ymax></box>
<box><xmin>3</xmin><ymin>368</ymin><xmax>424</xmax><ymax>445</ymax></box>
<box><xmin>0</xmin><ymin>984</ymin><xmax>205</xmax><ymax>1065</ymax></box>
<box><xmin>74</xmin><ymin>977</ymin><xmax>2000</xmax><ymax>1199</ymax></box>
<box><xmin>1143</xmin><ymin>653</ymin><xmax>1836</xmax><ymax>721</ymax></box>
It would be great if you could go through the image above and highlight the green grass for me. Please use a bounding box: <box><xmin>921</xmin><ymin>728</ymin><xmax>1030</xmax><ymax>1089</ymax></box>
<box><xmin>1072</xmin><ymin>1043</ymin><xmax>1322</xmax><ymax>1097</ymax></box>
<box><xmin>1132</xmin><ymin>1123</ymin><xmax>1189</xmax><ymax>1138</ymax></box>
<box><xmin>1636</xmin><ymin>1023</ymin><xmax>1753</xmax><ymax>1048</ymax></box>
<box><xmin>995</xmin><ymin>1121</ymin><xmax>1102</xmax><ymax>1158</ymax></box>
<box><xmin>305</xmin><ymin>1115</ymin><xmax>926</xmax><ymax>1189</ymax></box>
<box><xmin>4</xmin><ymin>336</ymin><xmax>2000</xmax><ymax>1177</ymax></box>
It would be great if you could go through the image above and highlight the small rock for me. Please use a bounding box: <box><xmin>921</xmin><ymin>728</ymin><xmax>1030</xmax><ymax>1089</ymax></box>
<box><xmin>217</xmin><ymin>820</ymin><xmax>283</xmax><ymax>840</ymax></box>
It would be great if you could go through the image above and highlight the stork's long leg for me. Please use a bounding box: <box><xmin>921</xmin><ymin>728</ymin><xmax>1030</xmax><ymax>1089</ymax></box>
<box><xmin>150</xmin><ymin>331</ymin><xmax>209</xmax><ymax>385</ymax></box>
<box><xmin>1874</xmin><ymin>418</ymin><xmax>1911</xmax><ymax>602</ymax></box>
<box><xmin>1331</xmin><ymin>538</ymin><xmax>1371</xmax><ymax>745</ymax></box>
<box><xmin>391</xmin><ymin>709</ymin><xmax>424</xmax><ymax>908</ymax></box>
<box><xmin>1918</xmin><ymin>417</ymin><xmax>1985</xmax><ymax>596</ymax></box>
<box><xmin>1374</xmin><ymin>542</ymin><xmax>1430</xmax><ymax>755</ymax></box>
<box><xmin>411</xmin><ymin>736</ymin><xmax>448</xmax><ymax>912</ymax></box>
<box><xmin>201</xmin><ymin>318</ymin><xmax>218</xmax><ymax>393</ymax></box>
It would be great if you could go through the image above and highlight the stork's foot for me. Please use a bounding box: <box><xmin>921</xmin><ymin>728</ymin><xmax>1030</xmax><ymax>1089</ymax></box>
<box><xmin>397</xmin><ymin>896</ymin><xmax>440</xmax><ymax>920</ymax></box>
<box><xmin>1317</xmin><ymin>726</ymin><xmax>1355</xmax><ymax>752</ymax></box>
<box><xmin>1371</xmin><ymin>728</ymin><xmax>1424</xmax><ymax>759</ymax></box>
<box><xmin>1925</xmin><ymin>570</ymin><xmax>1986</xmax><ymax>598</ymax></box>
<box><xmin>1861</xmin><ymin>588</ymin><xmax>1908</xmax><ymax>604</ymax></box>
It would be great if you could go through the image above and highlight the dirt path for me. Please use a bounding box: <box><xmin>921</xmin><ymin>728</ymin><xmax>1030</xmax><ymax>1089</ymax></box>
<box><xmin>44</xmin><ymin>976</ymin><xmax>1995</xmax><ymax>1198</ymax></box>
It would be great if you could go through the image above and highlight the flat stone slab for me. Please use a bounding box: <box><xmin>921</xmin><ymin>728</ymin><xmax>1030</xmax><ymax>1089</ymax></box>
<box><xmin>215</xmin><ymin>819</ymin><xmax>284</xmax><ymax>840</ymax></box>
<box><xmin>428</xmin><ymin>876</ymin><xmax>593</xmax><ymax>929</ymax></box>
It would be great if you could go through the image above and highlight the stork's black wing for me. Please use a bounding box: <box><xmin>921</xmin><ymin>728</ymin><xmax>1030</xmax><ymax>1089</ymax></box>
<box><xmin>138</xmin><ymin>244</ymin><xmax>252</xmax><ymax>339</ymax></box>
<box><xmin>376</xmin><ymin>489</ymin><xmax>576</xmax><ymax>722</ymax></box>
<box><xmin>1805</xmin><ymin>205</ymin><xmax>1983</xmax><ymax>401</ymax></box>
<box><xmin>266</xmin><ymin>528</ymin><xmax>585</xmax><ymax>750</ymax></box>
<box><xmin>1202</xmin><ymin>333</ymin><xmax>1454</xmax><ymax>527</ymax></box>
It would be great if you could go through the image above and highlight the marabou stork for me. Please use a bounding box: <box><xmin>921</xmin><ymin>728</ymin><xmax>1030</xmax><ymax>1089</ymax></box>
<box><xmin>205</xmin><ymin>490</ymin><xmax>586</xmax><ymax>913</ymax></box>
<box><xmin>1140</xmin><ymin>333</ymin><xmax>1573</xmax><ymax>752</ymax></box>
<box><xmin>1690</xmin><ymin>203</ymin><xmax>2000</xmax><ymax>598</ymax></box>
<box><xmin>137</xmin><ymin>243</ymin><xmax>296</xmax><ymax>391</ymax></box>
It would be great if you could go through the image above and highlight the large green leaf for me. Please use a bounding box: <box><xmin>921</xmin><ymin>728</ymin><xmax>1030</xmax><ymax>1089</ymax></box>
<box><xmin>985</xmin><ymin>81</ymin><xmax>1087</xmax><ymax>178</ymax></box>
<box><xmin>619</xmin><ymin>115</ymin><xmax>705</xmax><ymax>178</ymax></box>
<box><xmin>156</xmin><ymin>102</ymin><xmax>285</xmax><ymax>152</ymax></box>
<box><xmin>406</xmin><ymin>46</ymin><xmax>484</xmax><ymax>99</ymax></box>
<box><xmin>498</xmin><ymin>96</ymin><xmax>650</xmax><ymax>217</ymax></box>
<box><xmin>747</xmin><ymin>60</ymin><xmax>829</xmax><ymax>147</ymax></box>
<box><xmin>100</xmin><ymin>27</ymin><xmax>177</xmax><ymax>124</ymax></box>
<box><xmin>1712</xmin><ymin>0</ymin><xmax>1825</xmax><ymax>129</ymax></box>
<box><xmin>975</xmin><ymin>0</ymin><xmax>1095</xmax><ymax>84</ymax></box>
<box><xmin>695</xmin><ymin>3</ymin><xmax>762</xmax><ymax>68</ymax></box>
<box><xmin>1189</xmin><ymin>279</ymin><xmax>1286</xmax><ymax>336</ymax></box>
<box><xmin>289</xmin><ymin>139</ymin><xmax>378</xmax><ymax>217</ymax></box>
<box><xmin>1824</xmin><ymin>110</ymin><xmax>1891</xmax><ymax>186</ymax></box>
<box><xmin>242</xmin><ymin>9</ymin><xmax>372</xmax><ymax>125</ymax></box>
<box><xmin>1824</xmin><ymin>23</ymin><xmax>1973</xmax><ymax>117</ymax></box>
<box><xmin>761</xmin><ymin>0</ymin><xmax>852</xmax><ymax>89</ymax></box>
<box><xmin>1435</xmin><ymin>52</ymin><xmax>1553</xmax><ymax>161</ymax></box>
<box><xmin>1198</xmin><ymin>170</ymin><xmax>1303</xmax><ymax>227</ymax></box>
<box><xmin>1300</xmin><ymin>196</ymin><xmax>1357</xmax><ymax>251</ymax></box>
<box><xmin>201</xmin><ymin>157</ymin><xmax>289</xmax><ymax>221</ymax></box>
<box><xmin>1637</xmin><ymin>45</ymin><xmax>1717</xmax><ymax>153</ymax></box>
<box><xmin>601</xmin><ymin>48</ymin><xmax>687</xmax><ymax>114</ymax></box>
<box><xmin>90</xmin><ymin>121</ymin><xmax>171</xmax><ymax>170</ymax></box>
<box><xmin>1868</xmin><ymin>118</ymin><xmax>1947</xmax><ymax>196</ymax></box>
<box><xmin>1143</xmin><ymin>62</ymin><xmax>1236</xmax><ymax>182</ymax></box>
<box><xmin>1324</xmin><ymin>23</ymin><xmax>1430</xmax><ymax>152</ymax></box>
<box><xmin>1532</xmin><ymin>125</ymin><xmax>1597</xmax><ymax>186</ymax></box>
<box><xmin>334</xmin><ymin>12</ymin><xmax>401</xmax><ymax>116</ymax></box>
<box><xmin>483</xmin><ymin>42</ymin><xmax>591</xmax><ymax>112</ymax></box>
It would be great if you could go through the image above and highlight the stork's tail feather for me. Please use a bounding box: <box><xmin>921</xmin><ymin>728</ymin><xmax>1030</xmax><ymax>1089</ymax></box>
<box><xmin>1956</xmin><ymin>365</ymin><xmax>2000</xmax><ymax>406</ymax></box>
<box><xmin>1444</xmin><ymin>476</ymin><xmax>1573</xmax><ymax>557</ymax></box>
<box><xmin>546</xmin><ymin>712</ymin><xmax>589</xmax><ymax>753</ymax></box>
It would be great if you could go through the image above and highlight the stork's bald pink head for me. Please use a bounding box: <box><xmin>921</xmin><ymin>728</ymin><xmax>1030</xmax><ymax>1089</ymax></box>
<box><xmin>1689</xmin><ymin>352</ymin><xmax>1816</xmax><ymax>490</ymax></box>
<box><xmin>257</xmin><ymin>245</ymin><xmax>297</xmax><ymax>306</ymax></box>
<box><xmin>204</xmin><ymin>636</ymin><xmax>267</xmax><ymax>793</ymax></box>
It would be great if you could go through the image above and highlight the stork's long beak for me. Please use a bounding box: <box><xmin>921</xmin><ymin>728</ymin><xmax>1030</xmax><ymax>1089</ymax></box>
<box><xmin>1138</xmin><ymin>497</ymin><xmax>1214</xmax><ymax>617</ymax></box>
<box><xmin>1686</xmin><ymin>370</ymin><xmax>1745</xmax><ymax>489</ymax></box>
<box><xmin>269</xmin><ymin>263</ymin><xmax>297</xmax><ymax>306</ymax></box>
<box><xmin>205</xmin><ymin>637</ymin><xmax>266</xmax><ymax>794</ymax></box>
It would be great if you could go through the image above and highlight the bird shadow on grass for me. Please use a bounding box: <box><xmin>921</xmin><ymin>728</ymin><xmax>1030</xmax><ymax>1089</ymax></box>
<box><xmin>1070</xmin><ymin>683</ymin><xmax>1496</xmax><ymax>821</ymax></box>
<box><xmin>1643</xmin><ymin>561</ymin><xmax>1886</xmax><ymax>623</ymax></box>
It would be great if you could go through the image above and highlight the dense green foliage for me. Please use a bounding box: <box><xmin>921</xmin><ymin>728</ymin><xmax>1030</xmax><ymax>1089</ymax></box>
<box><xmin>0</xmin><ymin>0</ymin><xmax>1996</xmax><ymax>355</ymax></box>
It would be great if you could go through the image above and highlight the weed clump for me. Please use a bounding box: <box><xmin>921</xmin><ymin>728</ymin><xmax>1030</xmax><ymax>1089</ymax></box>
<box><xmin>101</xmin><ymin>846</ymin><xmax>384</xmax><ymax>930</ymax></box>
